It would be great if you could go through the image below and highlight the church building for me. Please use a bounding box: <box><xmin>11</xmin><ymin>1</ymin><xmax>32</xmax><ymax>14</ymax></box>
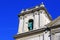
<box><xmin>14</xmin><ymin>2</ymin><xmax>60</xmax><ymax>40</ymax></box>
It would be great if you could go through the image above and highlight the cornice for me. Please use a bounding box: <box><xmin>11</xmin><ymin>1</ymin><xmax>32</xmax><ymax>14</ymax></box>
<box><xmin>18</xmin><ymin>7</ymin><xmax>52</xmax><ymax>21</ymax></box>
<box><xmin>14</xmin><ymin>25</ymin><xmax>60</xmax><ymax>39</ymax></box>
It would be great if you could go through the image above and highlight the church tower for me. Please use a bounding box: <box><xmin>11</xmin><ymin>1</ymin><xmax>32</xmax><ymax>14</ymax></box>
<box><xmin>14</xmin><ymin>2</ymin><xmax>52</xmax><ymax>40</ymax></box>
<box><xmin>18</xmin><ymin>2</ymin><xmax>51</xmax><ymax>34</ymax></box>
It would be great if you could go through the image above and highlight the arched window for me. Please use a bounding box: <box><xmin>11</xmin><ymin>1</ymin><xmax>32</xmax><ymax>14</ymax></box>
<box><xmin>28</xmin><ymin>19</ymin><xmax>33</xmax><ymax>31</ymax></box>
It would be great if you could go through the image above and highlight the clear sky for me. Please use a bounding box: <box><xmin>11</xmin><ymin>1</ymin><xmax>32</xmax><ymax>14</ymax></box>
<box><xmin>0</xmin><ymin>0</ymin><xmax>60</xmax><ymax>40</ymax></box>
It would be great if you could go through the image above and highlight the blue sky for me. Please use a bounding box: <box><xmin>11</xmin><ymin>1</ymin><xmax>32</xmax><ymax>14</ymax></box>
<box><xmin>0</xmin><ymin>0</ymin><xmax>60</xmax><ymax>40</ymax></box>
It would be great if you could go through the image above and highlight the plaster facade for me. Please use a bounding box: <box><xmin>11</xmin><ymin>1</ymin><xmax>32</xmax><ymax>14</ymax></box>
<box><xmin>14</xmin><ymin>3</ymin><xmax>60</xmax><ymax>40</ymax></box>
<box><xmin>18</xmin><ymin>9</ymin><xmax>51</xmax><ymax>34</ymax></box>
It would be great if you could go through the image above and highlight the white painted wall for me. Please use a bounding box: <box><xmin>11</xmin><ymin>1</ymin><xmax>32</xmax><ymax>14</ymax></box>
<box><xmin>18</xmin><ymin>10</ymin><xmax>51</xmax><ymax>34</ymax></box>
<box><xmin>18</xmin><ymin>13</ymin><xmax>34</xmax><ymax>34</ymax></box>
<box><xmin>52</xmin><ymin>33</ymin><xmax>60</xmax><ymax>40</ymax></box>
<box><xmin>44</xmin><ymin>31</ymin><xmax>50</xmax><ymax>40</ymax></box>
<box><xmin>39</xmin><ymin>10</ymin><xmax>51</xmax><ymax>28</ymax></box>
<box><xmin>34</xmin><ymin>11</ymin><xmax>39</xmax><ymax>30</ymax></box>
<box><xmin>17</xmin><ymin>16</ymin><xmax>24</xmax><ymax>34</ymax></box>
<box><xmin>23</xmin><ymin>13</ymin><xmax>34</xmax><ymax>32</ymax></box>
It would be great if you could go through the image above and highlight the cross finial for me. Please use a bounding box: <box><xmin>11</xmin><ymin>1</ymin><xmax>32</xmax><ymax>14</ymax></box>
<box><xmin>40</xmin><ymin>2</ymin><xmax>45</xmax><ymax>7</ymax></box>
<box><xmin>41</xmin><ymin>2</ymin><xmax>43</xmax><ymax>5</ymax></box>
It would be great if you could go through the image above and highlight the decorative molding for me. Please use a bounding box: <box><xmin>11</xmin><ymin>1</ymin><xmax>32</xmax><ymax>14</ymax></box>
<box><xmin>14</xmin><ymin>28</ymin><xmax>46</xmax><ymax>39</ymax></box>
<box><xmin>18</xmin><ymin>7</ymin><xmax>44</xmax><ymax>16</ymax></box>
<box><xmin>14</xmin><ymin>25</ymin><xmax>60</xmax><ymax>39</ymax></box>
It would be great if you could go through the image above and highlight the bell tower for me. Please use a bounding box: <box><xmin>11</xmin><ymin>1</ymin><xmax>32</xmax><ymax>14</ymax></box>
<box><xmin>17</xmin><ymin>2</ymin><xmax>52</xmax><ymax>34</ymax></box>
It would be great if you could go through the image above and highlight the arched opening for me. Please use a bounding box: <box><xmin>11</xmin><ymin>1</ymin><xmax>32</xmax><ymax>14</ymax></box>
<box><xmin>28</xmin><ymin>19</ymin><xmax>34</xmax><ymax>31</ymax></box>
